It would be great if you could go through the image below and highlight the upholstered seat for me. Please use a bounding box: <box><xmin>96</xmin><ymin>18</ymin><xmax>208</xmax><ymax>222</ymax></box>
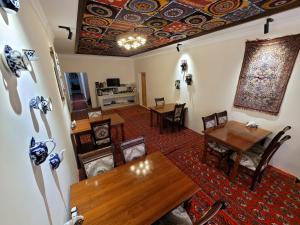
<box><xmin>155</xmin><ymin>205</ymin><xmax>192</xmax><ymax>225</ymax></box>
<box><xmin>230</xmin><ymin>151</ymin><xmax>261</xmax><ymax>171</ymax></box>
<box><xmin>208</xmin><ymin>141</ymin><xmax>230</xmax><ymax>154</ymax></box>
<box><xmin>155</xmin><ymin>200</ymin><xmax>227</xmax><ymax>225</ymax></box>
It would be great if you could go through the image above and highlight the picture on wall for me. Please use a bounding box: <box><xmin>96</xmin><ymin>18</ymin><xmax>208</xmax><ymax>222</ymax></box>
<box><xmin>50</xmin><ymin>47</ymin><xmax>66</xmax><ymax>101</ymax></box>
<box><xmin>234</xmin><ymin>34</ymin><xmax>300</xmax><ymax>115</ymax></box>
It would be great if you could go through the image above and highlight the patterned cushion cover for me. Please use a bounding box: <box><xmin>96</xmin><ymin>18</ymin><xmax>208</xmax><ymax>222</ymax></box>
<box><xmin>83</xmin><ymin>153</ymin><xmax>114</xmax><ymax>178</ymax></box>
<box><xmin>88</xmin><ymin>111</ymin><xmax>102</xmax><ymax>118</ymax></box>
<box><xmin>155</xmin><ymin>205</ymin><xmax>192</xmax><ymax>225</ymax></box>
<box><xmin>218</xmin><ymin>116</ymin><xmax>227</xmax><ymax>124</ymax></box>
<box><xmin>250</xmin><ymin>145</ymin><xmax>265</xmax><ymax>156</ymax></box>
<box><xmin>121</xmin><ymin>137</ymin><xmax>146</xmax><ymax>163</ymax></box>
<box><xmin>174</xmin><ymin>107</ymin><xmax>183</xmax><ymax>120</ymax></box>
<box><xmin>95</xmin><ymin>138</ymin><xmax>111</xmax><ymax>146</ymax></box>
<box><xmin>208</xmin><ymin>141</ymin><xmax>229</xmax><ymax>153</ymax></box>
<box><xmin>206</xmin><ymin>120</ymin><xmax>217</xmax><ymax>129</ymax></box>
<box><xmin>93</xmin><ymin>124</ymin><xmax>109</xmax><ymax>140</ymax></box>
<box><xmin>230</xmin><ymin>151</ymin><xmax>261</xmax><ymax>171</ymax></box>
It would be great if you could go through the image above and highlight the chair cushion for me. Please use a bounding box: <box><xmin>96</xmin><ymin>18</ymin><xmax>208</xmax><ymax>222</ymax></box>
<box><xmin>208</xmin><ymin>141</ymin><xmax>229</xmax><ymax>154</ymax></box>
<box><xmin>156</xmin><ymin>206</ymin><xmax>192</xmax><ymax>225</ymax></box>
<box><xmin>230</xmin><ymin>151</ymin><xmax>261</xmax><ymax>171</ymax></box>
<box><xmin>95</xmin><ymin>138</ymin><xmax>111</xmax><ymax>146</ymax></box>
<box><xmin>88</xmin><ymin>111</ymin><xmax>101</xmax><ymax>118</ymax></box>
<box><xmin>250</xmin><ymin>145</ymin><xmax>265</xmax><ymax>156</ymax></box>
<box><xmin>83</xmin><ymin>153</ymin><xmax>114</xmax><ymax>178</ymax></box>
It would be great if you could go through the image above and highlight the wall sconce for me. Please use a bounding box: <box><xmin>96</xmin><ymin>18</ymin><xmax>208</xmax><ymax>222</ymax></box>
<box><xmin>176</xmin><ymin>43</ymin><xmax>182</xmax><ymax>52</ymax></box>
<box><xmin>185</xmin><ymin>74</ymin><xmax>192</xmax><ymax>85</ymax></box>
<box><xmin>175</xmin><ymin>80</ymin><xmax>180</xmax><ymax>89</ymax></box>
<box><xmin>264</xmin><ymin>18</ymin><xmax>274</xmax><ymax>34</ymax></box>
<box><xmin>58</xmin><ymin>26</ymin><xmax>73</xmax><ymax>40</ymax></box>
<box><xmin>1</xmin><ymin>45</ymin><xmax>32</xmax><ymax>77</ymax></box>
<box><xmin>30</xmin><ymin>96</ymin><xmax>53</xmax><ymax>114</ymax></box>
<box><xmin>0</xmin><ymin>0</ymin><xmax>20</xmax><ymax>14</ymax></box>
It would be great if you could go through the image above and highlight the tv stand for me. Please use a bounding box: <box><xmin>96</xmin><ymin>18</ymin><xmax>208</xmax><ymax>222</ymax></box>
<box><xmin>96</xmin><ymin>84</ymin><xmax>137</xmax><ymax>110</ymax></box>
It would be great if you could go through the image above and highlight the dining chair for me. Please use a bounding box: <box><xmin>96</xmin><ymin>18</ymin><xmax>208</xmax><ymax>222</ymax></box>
<box><xmin>202</xmin><ymin>114</ymin><xmax>231</xmax><ymax>168</ymax></box>
<box><xmin>164</xmin><ymin>103</ymin><xmax>186</xmax><ymax>131</ymax></box>
<box><xmin>216</xmin><ymin>110</ymin><xmax>228</xmax><ymax>126</ymax></box>
<box><xmin>230</xmin><ymin>133</ymin><xmax>291</xmax><ymax>190</ymax></box>
<box><xmin>90</xmin><ymin>118</ymin><xmax>112</xmax><ymax>148</ymax></box>
<box><xmin>120</xmin><ymin>136</ymin><xmax>147</xmax><ymax>163</ymax></box>
<box><xmin>154</xmin><ymin>200</ymin><xmax>227</xmax><ymax>225</ymax></box>
<box><xmin>155</xmin><ymin>97</ymin><xmax>165</xmax><ymax>106</ymax></box>
<box><xmin>78</xmin><ymin>146</ymin><xmax>116</xmax><ymax>179</ymax></box>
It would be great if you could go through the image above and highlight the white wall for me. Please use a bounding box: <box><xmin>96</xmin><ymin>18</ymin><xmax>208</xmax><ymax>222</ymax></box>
<box><xmin>59</xmin><ymin>54</ymin><xmax>135</xmax><ymax>107</ymax></box>
<box><xmin>0</xmin><ymin>2</ymin><xmax>77</xmax><ymax>225</ymax></box>
<box><xmin>134</xmin><ymin>8</ymin><xmax>300</xmax><ymax>178</ymax></box>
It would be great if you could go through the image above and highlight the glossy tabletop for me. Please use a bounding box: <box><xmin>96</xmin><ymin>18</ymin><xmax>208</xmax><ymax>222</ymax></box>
<box><xmin>205</xmin><ymin>121</ymin><xmax>272</xmax><ymax>152</ymax></box>
<box><xmin>70</xmin><ymin>152</ymin><xmax>199</xmax><ymax>225</ymax></box>
<box><xmin>149</xmin><ymin>103</ymin><xmax>175</xmax><ymax>114</ymax></box>
<box><xmin>71</xmin><ymin>113</ymin><xmax>125</xmax><ymax>135</ymax></box>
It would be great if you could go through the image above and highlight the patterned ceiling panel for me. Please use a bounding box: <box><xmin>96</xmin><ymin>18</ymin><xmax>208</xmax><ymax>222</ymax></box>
<box><xmin>76</xmin><ymin>0</ymin><xmax>300</xmax><ymax>57</ymax></box>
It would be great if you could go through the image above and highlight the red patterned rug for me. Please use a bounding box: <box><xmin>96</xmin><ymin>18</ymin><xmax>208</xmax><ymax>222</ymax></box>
<box><xmin>90</xmin><ymin>105</ymin><xmax>300</xmax><ymax>225</ymax></box>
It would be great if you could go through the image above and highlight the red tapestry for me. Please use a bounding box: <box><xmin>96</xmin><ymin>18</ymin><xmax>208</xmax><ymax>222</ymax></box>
<box><xmin>234</xmin><ymin>34</ymin><xmax>300</xmax><ymax>115</ymax></box>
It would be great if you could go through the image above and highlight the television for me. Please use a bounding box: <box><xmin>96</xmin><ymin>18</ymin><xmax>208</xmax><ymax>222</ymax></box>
<box><xmin>106</xmin><ymin>78</ymin><xmax>120</xmax><ymax>87</ymax></box>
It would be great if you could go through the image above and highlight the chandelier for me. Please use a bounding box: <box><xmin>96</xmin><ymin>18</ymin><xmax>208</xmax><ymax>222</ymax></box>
<box><xmin>117</xmin><ymin>33</ymin><xmax>147</xmax><ymax>50</ymax></box>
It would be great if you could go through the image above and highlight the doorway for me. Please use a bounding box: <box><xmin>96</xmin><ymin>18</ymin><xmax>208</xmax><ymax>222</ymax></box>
<box><xmin>141</xmin><ymin>72</ymin><xmax>147</xmax><ymax>107</ymax></box>
<box><xmin>65</xmin><ymin>72</ymin><xmax>91</xmax><ymax>111</ymax></box>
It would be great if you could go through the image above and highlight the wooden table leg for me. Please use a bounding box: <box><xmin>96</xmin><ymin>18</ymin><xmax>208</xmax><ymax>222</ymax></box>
<box><xmin>159</xmin><ymin>113</ymin><xmax>165</xmax><ymax>134</ymax></box>
<box><xmin>121</xmin><ymin>124</ymin><xmax>125</xmax><ymax>141</ymax></box>
<box><xmin>115</xmin><ymin>126</ymin><xmax>119</xmax><ymax>141</ymax></box>
<box><xmin>150</xmin><ymin>109</ymin><xmax>153</xmax><ymax>127</ymax></box>
<box><xmin>202</xmin><ymin>135</ymin><xmax>208</xmax><ymax>163</ymax></box>
<box><xmin>230</xmin><ymin>152</ymin><xmax>241</xmax><ymax>181</ymax></box>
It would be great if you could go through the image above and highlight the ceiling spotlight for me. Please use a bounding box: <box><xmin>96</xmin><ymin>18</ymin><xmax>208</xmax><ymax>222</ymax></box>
<box><xmin>264</xmin><ymin>18</ymin><xmax>274</xmax><ymax>34</ymax></box>
<box><xmin>58</xmin><ymin>26</ymin><xmax>73</xmax><ymax>40</ymax></box>
<box><xmin>176</xmin><ymin>43</ymin><xmax>182</xmax><ymax>52</ymax></box>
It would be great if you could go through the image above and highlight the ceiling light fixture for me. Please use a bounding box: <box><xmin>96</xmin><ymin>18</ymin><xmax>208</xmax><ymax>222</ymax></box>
<box><xmin>176</xmin><ymin>43</ymin><xmax>182</xmax><ymax>52</ymax></box>
<box><xmin>58</xmin><ymin>26</ymin><xmax>73</xmax><ymax>40</ymax></box>
<box><xmin>117</xmin><ymin>33</ymin><xmax>146</xmax><ymax>50</ymax></box>
<box><xmin>264</xmin><ymin>18</ymin><xmax>274</xmax><ymax>34</ymax></box>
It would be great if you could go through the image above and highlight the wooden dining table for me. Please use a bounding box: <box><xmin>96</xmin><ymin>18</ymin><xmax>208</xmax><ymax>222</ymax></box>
<box><xmin>203</xmin><ymin>121</ymin><xmax>272</xmax><ymax>181</ymax></box>
<box><xmin>70</xmin><ymin>152</ymin><xmax>199</xmax><ymax>225</ymax></box>
<box><xmin>149</xmin><ymin>103</ymin><xmax>186</xmax><ymax>133</ymax></box>
<box><xmin>71</xmin><ymin>113</ymin><xmax>125</xmax><ymax>167</ymax></box>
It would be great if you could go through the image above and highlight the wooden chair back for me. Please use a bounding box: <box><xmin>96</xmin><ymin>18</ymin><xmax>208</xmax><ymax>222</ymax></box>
<box><xmin>155</xmin><ymin>97</ymin><xmax>165</xmax><ymax>106</ymax></box>
<box><xmin>255</xmin><ymin>135</ymin><xmax>291</xmax><ymax>177</ymax></box>
<box><xmin>120</xmin><ymin>136</ymin><xmax>147</xmax><ymax>163</ymax></box>
<box><xmin>90</xmin><ymin>118</ymin><xmax>112</xmax><ymax>148</ymax></box>
<box><xmin>195</xmin><ymin>200</ymin><xmax>227</xmax><ymax>225</ymax></box>
<box><xmin>267</xmin><ymin>126</ymin><xmax>291</xmax><ymax>150</ymax></box>
<box><xmin>216</xmin><ymin>110</ymin><xmax>228</xmax><ymax>125</ymax></box>
<box><xmin>202</xmin><ymin>113</ymin><xmax>218</xmax><ymax>130</ymax></box>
